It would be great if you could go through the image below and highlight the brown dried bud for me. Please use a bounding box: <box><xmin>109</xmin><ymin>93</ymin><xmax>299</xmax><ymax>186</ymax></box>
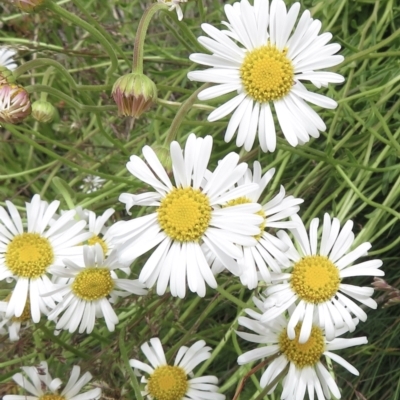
<box><xmin>0</xmin><ymin>84</ymin><xmax>32</xmax><ymax>124</ymax></box>
<box><xmin>112</xmin><ymin>72</ymin><xmax>157</xmax><ymax>118</ymax></box>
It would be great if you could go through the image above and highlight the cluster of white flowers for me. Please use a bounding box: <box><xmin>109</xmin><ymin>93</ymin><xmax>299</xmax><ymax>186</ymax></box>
<box><xmin>2</xmin><ymin>0</ymin><xmax>385</xmax><ymax>400</ymax></box>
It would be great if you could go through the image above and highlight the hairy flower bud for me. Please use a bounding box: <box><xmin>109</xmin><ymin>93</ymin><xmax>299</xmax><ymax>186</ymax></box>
<box><xmin>32</xmin><ymin>100</ymin><xmax>57</xmax><ymax>123</ymax></box>
<box><xmin>0</xmin><ymin>84</ymin><xmax>31</xmax><ymax>124</ymax></box>
<box><xmin>13</xmin><ymin>0</ymin><xmax>46</xmax><ymax>13</ymax></box>
<box><xmin>112</xmin><ymin>72</ymin><xmax>157</xmax><ymax>118</ymax></box>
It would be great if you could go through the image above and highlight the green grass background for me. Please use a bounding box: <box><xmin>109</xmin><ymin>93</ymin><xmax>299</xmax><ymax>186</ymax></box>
<box><xmin>0</xmin><ymin>0</ymin><xmax>399</xmax><ymax>399</ymax></box>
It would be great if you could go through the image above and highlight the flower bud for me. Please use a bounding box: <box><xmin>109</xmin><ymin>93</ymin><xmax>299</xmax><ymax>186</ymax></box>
<box><xmin>112</xmin><ymin>72</ymin><xmax>157</xmax><ymax>118</ymax></box>
<box><xmin>153</xmin><ymin>144</ymin><xmax>172</xmax><ymax>173</ymax></box>
<box><xmin>32</xmin><ymin>100</ymin><xmax>57</xmax><ymax>123</ymax></box>
<box><xmin>0</xmin><ymin>66</ymin><xmax>16</xmax><ymax>86</ymax></box>
<box><xmin>13</xmin><ymin>0</ymin><xmax>46</xmax><ymax>13</ymax></box>
<box><xmin>0</xmin><ymin>84</ymin><xmax>31</xmax><ymax>124</ymax></box>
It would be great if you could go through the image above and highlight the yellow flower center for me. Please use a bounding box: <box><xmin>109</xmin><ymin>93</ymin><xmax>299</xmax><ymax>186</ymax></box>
<box><xmin>5</xmin><ymin>233</ymin><xmax>54</xmax><ymax>278</ymax></box>
<box><xmin>147</xmin><ymin>365</ymin><xmax>188</xmax><ymax>400</ymax></box>
<box><xmin>157</xmin><ymin>187</ymin><xmax>212</xmax><ymax>242</ymax></box>
<box><xmin>279</xmin><ymin>324</ymin><xmax>325</xmax><ymax>368</ymax></box>
<box><xmin>224</xmin><ymin>197</ymin><xmax>264</xmax><ymax>240</ymax></box>
<box><xmin>88</xmin><ymin>234</ymin><xmax>108</xmax><ymax>254</ymax></box>
<box><xmin>291</xmin><ymin>255</ymin><xmax>341</xmax><ymax>303</ymax></box>
<box><xmin>240</xmin><ymin>44</ymin><xmax>294</xmax><ymax>103</ymax></box>
<box><xmin>72</xmin><ymin>268</ymin><xmax>114</xmax><ymax>301</ymax></box>
<box><xmin>39</xmin><ymin>396</ymin><xmax>65</xmax><ymax>400</ymax></box>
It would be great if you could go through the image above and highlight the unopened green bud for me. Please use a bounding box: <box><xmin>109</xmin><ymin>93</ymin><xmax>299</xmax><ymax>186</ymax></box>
<box><xmin>153</xmin><ymin>145</ymin><xmax>172</xmax><ymax>173</ymax></box>
<box><xmin>112</xmin><ymin>72</ymin><xmax>157</xmax><ymax>118</ymax></box>
<box><xmin>0</xmin><ymin>67</ymin><xmax>16</xmax><ymax>86</ymax></box>
<box><xmin>32</xmin><ymin>100</ymin><xmax>57</xmax><ymax>123</ymax></box>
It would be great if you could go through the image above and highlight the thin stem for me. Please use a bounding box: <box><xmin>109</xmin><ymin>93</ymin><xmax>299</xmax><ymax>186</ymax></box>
<box><xmin>45</xmin><ymin>1</ymin><xmax>118</xmax><ymax>77</ymax></box>
<box><xmin>25</xmin><ymin>85</ymin><xmax>117</xmax><ymax>112</ymax></box>
<box><xmin>14</xmin><ymin>58</ymin><xmax>111</xmax><ymax>91</ymax></box>
<box><xmin>72</xmin><ymin>0</ymin><xmax>130</xmax><ymax>65</ymax></box>
<box><xmin>132</xmin><ymin>3</ymin><xmax>168</xmax><ymax>73</ymax></box>
<box><xmin>164</xmin><ymin>83</ymin><xmax>210</xmax><ymax>145</ymax></box>
<box><xmin>119</xmin><ymin>327</ymin><xmax>144</xmax><ymax>400</ymax></box>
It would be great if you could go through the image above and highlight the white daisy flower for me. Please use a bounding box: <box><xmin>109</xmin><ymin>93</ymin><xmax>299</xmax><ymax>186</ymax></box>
<box><xmin>111</xmin><ymin>133</ymin><xmax>263</xmax><ymax>298</ymax></box>
<box><xmin>46</xmin><ymin>244</ymin><xmax>147</xmax><ymax>333</ymax></box>
<box><xmin>188</xmin><ymin>0</ymin><xmax>344</xmax><ymax>152</ymax></box>
<box><xmin>210</xmin><ymin>161</ymin><xmax>303</xmax><ymax>289</ymax></box>
<box><xmin>0</xmin><ymin>46</ymin><xmax>17</xmax><ymax>71</ymax></box>
<box><xmin>76</xmin><ymin>207</ymin><xmax>117</xmax><ymax>255</ymax></box>
<box><xmin>261</xmin><ymin>213</ymin><xmax>383</xmax><ymax>343</ymax></box>
<box><xmin>0</xmin><ymin>294</ymin><xmax>31</xmax><ymax>341</ymax></box>
<box><xmin>130</xmin><ymin>337</ymin><xmax>225</xmax><ymax>400</ymax></box>
<box><xmin>3</xmin><ymin>361</ymin><xmax>101</xmax><ymax>400</ymax></box>
<box><xmin>0</xmin><ymin>194</ymin><xmax>91</xmax><ymax>323</ymax></box>
<box><xmin>158</xmin><ymin>0</ymin><xmax>187</xmax><ymax>21</ymax></box>
<box><xmin>237</xmin><ymin>298</ymin><xmax>367</xmax><ymax>400</ymax></box>
<box><xmin>79</xmin><ymin>175</ymin><xmax>106</xmax><ymax>194</ymax></box>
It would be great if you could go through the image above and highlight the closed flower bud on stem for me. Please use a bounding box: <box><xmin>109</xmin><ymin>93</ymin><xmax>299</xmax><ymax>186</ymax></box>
<box><xmin>0</xmin><ymin>84</ymin><xmax>31</xmax><ymax>124</ymax></box>
<box><xmin>0</xmin><ymin>67</ymin><xmax>16</xmax><ymax>86</ymax></box>
<box><xmin>13</xmin><ymin>0</ymin><xmax>46</xmax><ymax>13</ymax></box>
<box><xmin>112</xmin><ymin>72</ymin><xmax>157</xmax><ymax>118</ymax></box>
<box><xmin>31</xmin><ymin>100</ymin><xmax>57</xmax><ymax>123</ymax></box>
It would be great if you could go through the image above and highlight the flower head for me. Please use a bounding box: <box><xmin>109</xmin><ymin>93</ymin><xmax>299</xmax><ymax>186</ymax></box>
<box><xmin>158</xmin><ymin>0</ymin><xmax>187</xmax><ymax>21</ymax></box>
<box><xmin>47</xmin><ymin>244</ymin><xmax>147</xmax><ymax>333</ymax></box>
<box><xmin>261</xmin><ymin>213</ymin><xmax>383</xmax><ymax>342</ymax></box>
<box><xmin>130</xmin><ymin>338</ymin><xmax>225</xmax><ymax>400</ymax></box>
<box><xmin>0</xmin><ymin>195</ymin><xmax>91</xmax><ymax>323</ymax></box>
<box><xmin>0</xmin><ymin>46</ymin><xmax>17</xmax><ymax>72</ymax></box>
<box><xmin>0</xmin><ymin>83</ymin><xmax>31</xmax><ymax>124</ymax></box>
<box><xmin>112</xmin><ymin>72</ymin><xmax>157</xmax><ymax>118</ymax></box>
<box><xmin>79</xmin><ymin>174</ymin><xmax>106</xmax><ymax>194</ymax></box>
<box><xmin>209</xmin><ymin>161</ymin><xmax>303</xmax><ymax>289</ymax></box>
<box><xmin>3</xmin><ymin>361</ymin><xmax>101</xmax><ymax>400</ymax></box>
<box><xmin>188</xmin><ymin>0</ymin><xmax>344</xmax><ymax>152</ymax></box>
<box><xmin>31</xmin><ymin>100</ymin><xmax>57</xmax><ymax>123</ymax></box>
<box><xmin>237</xmin><ymin>297</ymin><xmax>367</xmax><ymax>400</ymax></box>
<box><xmin>110</xmin><ymin>133</ymin><xmax>263</xmax><ymax>298</ymax></box>
<box><xmin>76</xmin><ymin>207</ymin><xmax>117</xmax><ymax>255</ymax></box>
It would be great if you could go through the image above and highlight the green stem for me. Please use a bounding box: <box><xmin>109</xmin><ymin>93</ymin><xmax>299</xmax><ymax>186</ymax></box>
<box><xmin>132</xmin><ymin>3</ymin><xmax>168</xmax><ymax>73</ymax></box>
<box><xmin>72</xmin><ymin>0</ymin><xmax>130</xmax><ymax>65</ymax></box>
<box><xmin>14</xmin><ymin>58</ymin><xmax>111</xmax><ymax>91</ymax></box>
<box><xmin>119</xmin><ymin>327</ymin><xmax>144</xmax><ymax>400</ymax></box>
<box><xmin>0</xmin><ymin>352</ymin><xmax>37</xmax><ymax>368</ymax></box>
<box><xmin>25</xmin><ymin>85</ymin><xmax>116</xmax><ymax>112</ymax></box>
<box><xmin>341</xmin><ymin>28</ymin><xmax>400</xmax><ymax>67</ymax></box>
<box><xmin>335</xmin><ymin>165</ymin><xmax>400</xmax><ymax>219</ymax></box>
<box><xmin>164</xmin><ymin>83</ymin><xmax>211</xmax><ymax>145</ymax></box>
<box><xmin>45</xmin><ymin>0</ymin><xmax>118</xmax><ymax>77</ymax></box>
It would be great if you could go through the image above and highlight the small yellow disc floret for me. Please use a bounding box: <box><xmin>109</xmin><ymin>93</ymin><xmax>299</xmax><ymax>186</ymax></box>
<box><xmin>5</xmin><ymin>233</ymin><xmax>54</xmax><ymax>278</ymax></box>
<box><xmin>291</xmin><ymin>255</ymin><xmax>341</xmax><ymax>303</ymax></box>
<box><xmin>72</xmin><ymin>268</ymin><xmax>114</xmax><ymax>301</ymax></box>
<box><xmin>157</xmin><ymin>187</ymin><xmax>211</xmax><ymax>242</ymax></box>
<box><xmin>240</xmin><ymin>44</ymin><xmax>294</xmax><ymax>103</ymax></box>
<box><xmin>148</xmin><ymin>365</ymin><xmax>188</xmax><ymax>400</ymax></box>
<box><xmin>279</xmin><ymin>324</ymin><xmax>325</xmax><ymax>368</ymax></box>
